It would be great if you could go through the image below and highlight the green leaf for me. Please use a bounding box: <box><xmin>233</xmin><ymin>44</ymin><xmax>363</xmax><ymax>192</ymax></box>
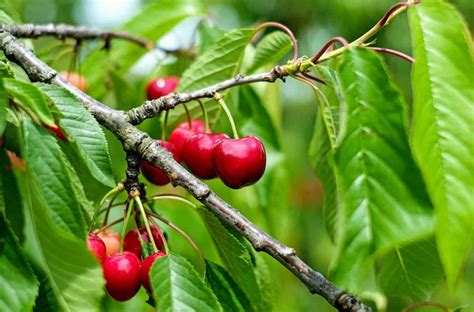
<box><xmin>198</xmin><ymin>207</ymin><xmax>261</xmax><ymax>305</ymax></box>
<box><xmin>22</xmin><ymin>119</ymin><xmax>86</xmax><ymax>238</ymax></box>
<box><xmin>247</xmin><ymin>31</ymin><xmax>292</xmax><ymax>73</ymax></box>
<box><xmin>0</xmin><ymin>70</ymin><xmax>7</xmax><ymax>135</ymax></box>
<box><xmin>18</xmin><ymin>121</ymin><xmax>105</xmax><ymax>311</ymax></box>
<box><xmin>330</xmin><ymin>48</ymin><xmax>434</xmax><ymax>291</ymax></box>
<box><xmin>178</xmin><ymin>28</ymin><xmax>255</xmax><ymax>92</ymax></box>
<box><xmin>378</xmin><ymin>237</ymin><xmax>443</xmax><ymax>302</ymax></box>
<box><xmin>151</xmin><ymin>253</ymin><xmax>223</xmax><ymax>312</ymax></box>
<box><xmin>308</xmin><ymin>66</ymin><xmax>344</xmax><ymax>242</ymax></box>
<box><xmin>0</xmin><ymin>150</ymin><xmax>25</xmax><ymax>242</ymax></box>
<box><xmin>3</xmin><ymin>78</ymin><xmax>55</xmax><ymax>127</ymax></box>
<box><xmin>0</xmin><ymin>214</ymin><xmax>39</xmax><ymax>312</ymax></box>
<box><xmin>37</xmin><ymin>84</ymin><xmax>115</xmax><ymax>188</ymax></box>
<box><xmin>408</xmin><ymin>0</ymin><xmax>474</xmax><ymax>288</ymax></box>
<box><xmin>198</xmin><ymin>24</ymin><xmax>226</xmax><ymax>55</ymax></box>
<box><xmin>82</xmin><ymin>0</ymin><xmax>205</xmax><ymax>99</ymax></box>
<box><xmin>205</xmin><ymin>260</ymin><xmax>251</xmax><ymax>312</ymax></box>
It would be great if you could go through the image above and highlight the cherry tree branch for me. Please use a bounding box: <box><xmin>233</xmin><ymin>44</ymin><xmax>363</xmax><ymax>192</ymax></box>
<box><xmin>0</xmin><ymin>31</ymin><xmax>370</xmax><ymax>312</ymax></box>
<box><xmin>0</xmin><ymin>23</ymin><xmax>154</xmax><ymax>49</ymax></box>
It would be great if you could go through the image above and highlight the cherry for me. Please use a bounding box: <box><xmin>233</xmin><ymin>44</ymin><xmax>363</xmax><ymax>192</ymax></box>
<box><xmin>140</xmin><ymin>141</ymin><xmax>177</xmax><ymax>185</ymax></box>
<box><xmin>182</xmin><ymin>133</ymin><xmax>228</xmax><ymax>179</ymax></box>
<box><xmin>97</xmin><ymin>230</ymin><xmax>121</xmax><ymax>256</ymax></box>
<box><xmin>44</xmin><ymin>124</ymin><xmax>67</xmax><ymax>141</ymax></box>
<box><xmin>102</xmin><ymin>252</ymin><xmax>141</xmax><ymax>301</ymax></box>
<box><xmin>169</xmin><ymin>120</ymin><xmax>206</xmax><ymax>163</ymax></box>
<box><xmin>123</xmin><ymin>226</ymin><xmax>165</xmax><ymax>259</ymax></box>
<box><xmin>213</xmin><ymin>136</ymin><xmax>266</xmax><ymax>189</ymax></box>
<box><xmin>140</xmin><ymin>251</ymin><xmax>167</xmax><ymax>294</ymax></box>
<box><xmin>87</xmin><ymin>233</ymin><xmax>106</xmax><ymax>262</ymax></box>
<box><xmin>146</xmin><ymin>76</ymin><xmax>179</xmax><ymax>100</ymax></box>
<box><xmin>59</xmin><ymin>71</ymin><xmax>87</xmax><ymax>92</ymax></box>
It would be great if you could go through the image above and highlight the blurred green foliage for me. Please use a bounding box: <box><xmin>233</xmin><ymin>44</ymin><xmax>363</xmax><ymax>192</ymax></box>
<box><xmin>8</xmin><ymin>0</ymin><xmax>473</xmax><ymax>311</ymax></box>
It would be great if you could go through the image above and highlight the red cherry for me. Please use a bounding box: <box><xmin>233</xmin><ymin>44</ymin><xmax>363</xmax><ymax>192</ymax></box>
<box><xmin>59</xmin><ymin>71</ymin><xmax>88</xmax><ymax>92</ymax></box>
<box><xmin>213</xmin><ymin>136</ymin><xmax>266</xmax><ymax>189</ymax></box>
<box><xmin>140</xmin><ymin>251</ymin><xmax>167</xmax><ymax>294</ymax></box>
<box><xmin>169</xmin><ymin>120</ymin><xmax>206</xmax><ymax>163</ymax></box>
<box><xmin>123</xmin><ymin>226</ymin><xmax>165</xmax><ymax>259</ymax></box>
<box><xmin>140</xmin><ymin>141</ymin><xmax>177</xmax><ymax>185</ymax></box>
<box><xmin>87</xmin><ymin>234</ymin><xmax>106</xmax><ymax>262</ymax></box>
<box><xmin>44</xmin><ymin>124</ymin><xmax>67</xmax><ymax>141</ymax></box>
<box><xmin>146</xmin><ymin>76</ymin><xmax>179</xmax><ymax>100</ymax></box>
<box><xmin>97</xmin><ymin>230</ymin><xmax>121</xmax><ymax>256</ymax></box>
<box><xmin>102</xmin><ymin>252</ymin><xmax>141</xmax><ymax>301</ymax></box>
<box><xmin>182</xmin><ymin>133</ymin><xmax>228</xmax><ymax>179</ymax></box>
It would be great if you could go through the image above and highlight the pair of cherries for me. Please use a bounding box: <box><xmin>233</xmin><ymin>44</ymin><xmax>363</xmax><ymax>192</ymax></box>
<box><xmin>87</xmin><ymin>226</ymin><xmax>167</xmax><ymax>301</ymax></box>
<box><xmin>142</xmin><ymin>77</ymin><xmax>266</xmax><ymax>189</ymax></box>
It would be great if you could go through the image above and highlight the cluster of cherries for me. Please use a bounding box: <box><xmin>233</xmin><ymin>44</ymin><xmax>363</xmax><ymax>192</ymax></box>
<box><xmin>142</xmin><ymin>77</ymin><xmax>266</xmax><ymax>189</ymax></box>
<box><xmin>87</xmin><ymin>226</ymin><xmax>166</xmax><ymax>301</ymax></box>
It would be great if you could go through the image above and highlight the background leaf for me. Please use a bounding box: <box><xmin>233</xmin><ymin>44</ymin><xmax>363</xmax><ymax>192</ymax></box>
<box><xmin>330</xmin><ymin>48</ymin><xmax>434</xmax><ymax>291</ymax></box>
<box><xmin>151</xmin><ymin>253</ymin><xmax>223</xmax><ymax>312</ymax></box>
<box><xmin>247</xmin><ymin>30</ymin><xmax>292</xmax><ymax>73</ymax></box>
<box><xmin>37</xmin><ymin>84</ymin><xmax>115</xmax><ymax>188</ymax></box>
<box><xmin>408</xmin><ymin>0</ymin><xmax>474</xmax><ymax>288</ymax></box>
<box><xmin>378</xmin><ymin>237</ymin><xmax>444</xmax><ymax>303</ymax></box>
<box><xmin>0</xmin><ymin>71</ymin><xmax>7</xmax><ymax>135</ymax></box>
<box><xmin>178</xmin><ymin>28</ymin><xmax>255</xmax><ymax>92</ymax></box>
<box><xmin>205</xmin><ymin>260</ymin><xmax>251</xmax><ymax>312</ymax></box>
<box><xmin>0</xmin><ymin>214</ymin><xmax>39</xmax><ymax>312</ymax></box>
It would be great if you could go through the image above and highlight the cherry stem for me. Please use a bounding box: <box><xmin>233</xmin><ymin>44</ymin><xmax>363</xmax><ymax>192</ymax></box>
<box><xmin>162</xmin><ymin>110</ymin><xmax>169</xmax><ymax>140</ymax></box>
<box><xmin>102</xmin><ymin>192</ymin><xmax>120</xmax><ymax>227</ymax></box>
<box><xmin>146</xmin><ymin>209</ymin><xmax>205</xmax><ymax>275</ymax></box>
<box><xmin>96</xmin><ymin>201</ymin><xmax>125</xmax><ymax>216</ymax></box>
<box><xmin>88</xmin><ymin>184</ymin><xmax>124</xmax><ymax>232</ymax></box>
<box><xmin>183</xmin><ymin>103</ymin><xmax>192</xmax><ymax>129</ymax></box>
<box><xmin>313</xmin><ymin>1</ymin><xmax>414</xmax><ymax>64</ymax></box>
<box><xmin>149</xmin><ymin>217</ymin><xmax>170</xmax><ymax>254</ymax></box>
<box><xmin>94</xmin><ymin>217</ymin><xmax>124</xmax><ymax>234</ymax></box>
<box><xmin>311</xmin><ymin>36</ymin><xmax>349</xmax><ymax>63</ymax></box>
<box><xmin>369</xmin><ymin>47</ymin><xmax>415</xmax><ymax>63</ymax></box>
<box><xmin>119</xmin><ymin>198</ymin><xmax>135</xmax><ymax>254</ymax></box>
<box><xmin>147</xmin><ymin>194</ymin><xmax>198</xmax><ymax>210</ymax></box>
<box><xmin>214</xmin><ymin>93</ymin><xmax>239</xmax><ymax>139</ymax></box>
<box><xmin>255</xmin><ymin>22</ymin><xmax>299</xmax><ymax>61</ymax></box>
<box><xmin>134</xmin><ymin>195</ymin><xmax>158</xmax><ymax>253</ymax></box>
<box><xmin>197</xmin><ymin>100</ymin><xmax>210</xmax><ymax>134</ymax></box>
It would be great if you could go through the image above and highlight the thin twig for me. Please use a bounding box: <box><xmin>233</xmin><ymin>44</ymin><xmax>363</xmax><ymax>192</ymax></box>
<box><xmin>0</xmin><ymin>23</ymin><xmax>153</xmax><ymax>49</ymax></box>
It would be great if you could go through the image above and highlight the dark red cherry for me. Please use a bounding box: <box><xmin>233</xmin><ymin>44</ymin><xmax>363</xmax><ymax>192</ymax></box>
<box><xmin>169</xmin><ymin>120</ymin><xmax>206</xmax><ymax>163</ymax></box>
<box><xmin>140</xmin><ymin>251</ymin><xmax>167</xmax><ymax>294</ymax></box>
<box><xmin>146</xmin><ymin>76</ymin><xmax>179</xmax><ymax>100</ymax></box>
<box><xmin>123</xmin><ymin>226</ymin><xmax>165</xmax><ymax>259</ymax></box>
<box><xmin>182</xmin><ymin>133</ymin><xmax>228</xmax><ymax>179</ymax></box>
<box><xmin>140</xmin><ymin>141</ymin><xmax>176</xmax><ymax>185</ymax></box>
<box><xmin>102</xmin><ymin>252</ymin><xmax>141</xmax><ymax>301</ymax></box>
<box><xmin>213</xmin><ymin>136</ymin><xmax>266</xmax><ymax>189</ymax></box>
<box><xmin>87</xmin><ymin>234</ymin><xmax>106</xmax><ymax>262</ymax></box>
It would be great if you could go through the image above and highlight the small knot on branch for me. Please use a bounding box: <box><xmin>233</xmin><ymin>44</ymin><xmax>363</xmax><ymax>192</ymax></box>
<box><xmin>336</xmin><ymin>293</ymin><xmax>371</xmax><ymax>312</ymax></box>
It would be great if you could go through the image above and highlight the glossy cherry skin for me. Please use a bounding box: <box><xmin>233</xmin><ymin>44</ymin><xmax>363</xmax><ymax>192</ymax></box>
<box><xmin>97</xmin><ymin>230</ymin><xmax>121</xmax><ymax>256</ymax></box>
<box><xmin>140</xmin><ymin>251</ymin><xmax>167</xmax><ymax>294</ymax></box>
<box><xmin>140</xmin><ymin>141</ymin><xmax>176</xmax><ymax>185</ymax></box>
<box><xmin>146</xmin><ymin>76</ymin><xmax>179</xmax><ymax>100</ymax></box>
<box><xmin>123</xmin><ymin>226</ymin><xmax>165</xmax><ymax>259</ymax></box>
<box><xmin>102</xmin><ymin>252</ymin><xmax>141</xmax><ymax>301</ymax></box>
<box><xmin>182</xmin><ymin>133</ymin><xmax>228</xmax><ymax>179</ymax></box>
<box><xmin>213</xmin><ymin>136</ymin><xmax>266</xmax><ymax>189</ymax></box>
<box><xmin>169</xmin><ymin>120</ymin><xmax>206</xmax><ymax>163</ymax></box>
<box><xmin>59</xmin><ymin>71</ymin><xmax>87</xmax><ymax>92</ymax></box>
<box><xmin>87</xmin><ymin>234</ymin><xmax>106</xmax><ymax>262</ymax></box>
